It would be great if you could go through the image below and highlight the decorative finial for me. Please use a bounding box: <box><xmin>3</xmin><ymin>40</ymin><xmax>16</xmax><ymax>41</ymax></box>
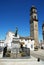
<box><xmin>32</xmin><ymin>5</ymin><xmax>35</xmax><ymax>7</ymax></box>
<box><xmin>31</xmin><ymin>5</ymin><xmax>36</xmax><ymax>9</ymax></box>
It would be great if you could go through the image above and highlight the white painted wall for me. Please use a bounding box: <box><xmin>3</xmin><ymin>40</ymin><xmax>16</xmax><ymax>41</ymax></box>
<box><xmin>0</xmin><ymin>40</ymin><xmax>5</xmax><ymax>47</ymax></box>
<box><xmin>4</xmin><ymin>32</ymin><xmax>14</xmax><ymax>47</ymax></box>
<box><xmin>5</xmin><ymin>31</ymin><xmax>20</xmax><ymax>48</ymax></box>
<box><xmin>20</xmin><ymin>39</ymin><xmax>34</xmax><ymax>50</ymax></box>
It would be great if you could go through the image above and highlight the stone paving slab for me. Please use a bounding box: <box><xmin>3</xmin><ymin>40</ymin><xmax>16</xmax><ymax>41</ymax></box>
<box><xmin>0</xmin><ymin>61</ymin><xmax>44</xmax><ymax>65</ymax></box>
<box><xmin>0</xmin><ymin>56</ymin><xmax>44</xmax><ymax>65</ymax></box>
<box><xmin>30</xmin><ymin>49</ymin><xmax>44</xmax><ymax>61</ymax></box>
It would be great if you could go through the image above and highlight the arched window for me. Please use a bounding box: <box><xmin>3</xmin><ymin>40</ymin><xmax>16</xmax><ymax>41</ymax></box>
<box><xmin>34</xmin><ymin>16</ymin><xmax>36</xmax><ymax>19</ymax></box>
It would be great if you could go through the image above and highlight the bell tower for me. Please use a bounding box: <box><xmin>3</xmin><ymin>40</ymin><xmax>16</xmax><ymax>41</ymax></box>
<box><xmin>30</xmin><ymin>6</ymin><xmax>38</xmax><ymax>48</ymax></box>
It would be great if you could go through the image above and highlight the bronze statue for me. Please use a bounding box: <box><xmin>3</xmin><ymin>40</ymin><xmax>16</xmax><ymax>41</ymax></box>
<box><xmin>15</xmin><ymin>27</ymin><xmax>18</xmax><ymax>37</ymax></box>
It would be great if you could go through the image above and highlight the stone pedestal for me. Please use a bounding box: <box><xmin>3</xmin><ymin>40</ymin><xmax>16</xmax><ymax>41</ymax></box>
<box><xmin>11</xmin><ymin>53</ymin><xmax>21</xmax><ymax>58</ymax></box>
<box><xmin>11</xmin><ymin>36</ymin><xmax>21</xmax><ymax>58</ymax></box>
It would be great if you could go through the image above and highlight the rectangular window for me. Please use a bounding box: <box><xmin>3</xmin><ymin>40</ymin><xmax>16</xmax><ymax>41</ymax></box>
<box><xmin>31</xmin><ymin>45</ymin><xmax>33</xmax><ymax>48</ymax></box>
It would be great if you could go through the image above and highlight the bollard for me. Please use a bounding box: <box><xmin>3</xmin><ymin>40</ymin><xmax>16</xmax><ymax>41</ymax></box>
<box><xmin>37</xmin><ymin>58</ymin><xmax>40</xmax><ymax>62</ymax></box>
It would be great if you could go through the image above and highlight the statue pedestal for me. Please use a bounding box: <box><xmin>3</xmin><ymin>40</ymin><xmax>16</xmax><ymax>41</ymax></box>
<box><xmin>11</xmin><ymin>37</ymin><xmax>21</xmax><ymax>58</ymax></box>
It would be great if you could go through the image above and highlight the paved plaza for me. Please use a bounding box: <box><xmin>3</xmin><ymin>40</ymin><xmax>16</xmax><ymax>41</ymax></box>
<box><xmin>0</xmin><ymin>56</ymin><xmax>44</xmax><ymax>65</ymax></box>
<box><xmin>30</xmin><ymin>49</ymin><xmax>44</xmax><ymax>61</ymax></box>
<box><xmin>0</xmin><ymin>49</ymin><xmax>44</xmax><ymax>65</ymax></box>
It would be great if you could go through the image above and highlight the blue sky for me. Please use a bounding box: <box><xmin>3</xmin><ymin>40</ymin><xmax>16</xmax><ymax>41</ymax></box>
<box><xmin>0</xmin><ymin>0</ymin><xmax>44</xmax><ymax>41</ymax></box>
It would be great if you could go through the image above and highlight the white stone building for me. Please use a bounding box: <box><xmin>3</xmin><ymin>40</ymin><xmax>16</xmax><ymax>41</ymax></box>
<box><xmin>4</xmin><ymin>31</ymin><xmax>34</xmax><ymax>50</ymax></box>
<box><xmin>0</xmin><ymin>40</ymin><xmax>5</xmax><ymax>47</ymax></box>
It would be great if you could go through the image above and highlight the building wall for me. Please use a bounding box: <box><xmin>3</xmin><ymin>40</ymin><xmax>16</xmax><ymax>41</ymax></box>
<box><xmin>0</xmin><ymin>40</ymin><xmax>5</xmax><ymax>47</ymax></box>
<box><xmin>30</xmin><ymin>21</ymin><xmax>38</xmax><ymax>47</ymax></box>
<box><xmin>20</xmin><ymin>39</ymin><xmax>34</xmax><ymax>50</ymax></box>
<box><xmin>34</xmin><ymin>21</ymin><xmax>38</xmax><ymax>46</ymax></box>
<box><xmin>4</xmin><ymin>32</ymin><xmax>15</xmax><ymax>48</ymax></box>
